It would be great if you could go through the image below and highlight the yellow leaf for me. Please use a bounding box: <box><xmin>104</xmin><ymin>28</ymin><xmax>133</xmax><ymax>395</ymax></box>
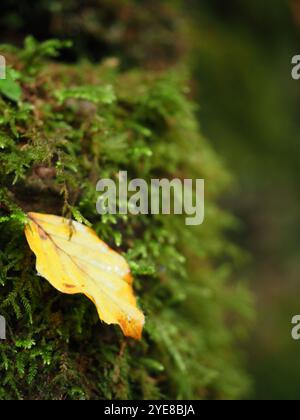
<box><xmin>24</xmin><ymin>212</ymin><xmax>145</xmax><ymax>340</ymax></box>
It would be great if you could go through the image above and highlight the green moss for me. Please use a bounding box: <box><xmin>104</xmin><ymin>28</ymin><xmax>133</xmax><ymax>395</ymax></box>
<box><xmin>0</xmin><ymin>38</ymin><xmax>253</xmax><ymax>400</ymax></box>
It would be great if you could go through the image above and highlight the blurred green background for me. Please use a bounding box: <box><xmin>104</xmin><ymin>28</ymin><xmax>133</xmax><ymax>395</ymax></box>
<box><xmin>190</xmin><ymin>0</ymin><xmax>300</xmax><ymax>400</ymax></box>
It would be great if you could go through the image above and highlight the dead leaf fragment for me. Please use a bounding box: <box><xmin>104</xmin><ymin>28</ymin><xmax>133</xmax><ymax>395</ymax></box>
<box><xmin>25</xmin><ymin>212</ymin><xmax>144</xmax><ymax>339</ymax></box>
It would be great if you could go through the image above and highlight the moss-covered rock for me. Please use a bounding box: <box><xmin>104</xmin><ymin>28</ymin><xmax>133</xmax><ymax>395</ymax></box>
<box><xmin>0</xmin><ymin>37</ymin><xmax>253</xmax><ymax>400</ymax></box>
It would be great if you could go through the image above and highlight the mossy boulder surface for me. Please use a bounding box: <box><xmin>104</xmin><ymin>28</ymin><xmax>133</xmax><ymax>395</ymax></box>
<box><xmin>0</xmin><ymin>38</ymin><xmax>253</xmax><ymax>400</ymax></box>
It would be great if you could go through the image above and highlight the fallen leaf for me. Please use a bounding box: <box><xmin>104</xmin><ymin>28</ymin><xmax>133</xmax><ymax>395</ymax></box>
<box><xmin>24</xmin><ymin>212</ymin><xmax>144</xmax><ymax>339</ymax></box>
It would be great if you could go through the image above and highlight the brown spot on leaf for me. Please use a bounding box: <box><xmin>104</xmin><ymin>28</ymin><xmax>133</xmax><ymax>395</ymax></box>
<box><xmin>63</xmin><ymin>284</ymin><xmax>76</xmax><ymax>289</ymax></box>
<box><xmin>38</xmin><ymin>226</ymin><xmax>48</xmax><ymax>240</ymax></box>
